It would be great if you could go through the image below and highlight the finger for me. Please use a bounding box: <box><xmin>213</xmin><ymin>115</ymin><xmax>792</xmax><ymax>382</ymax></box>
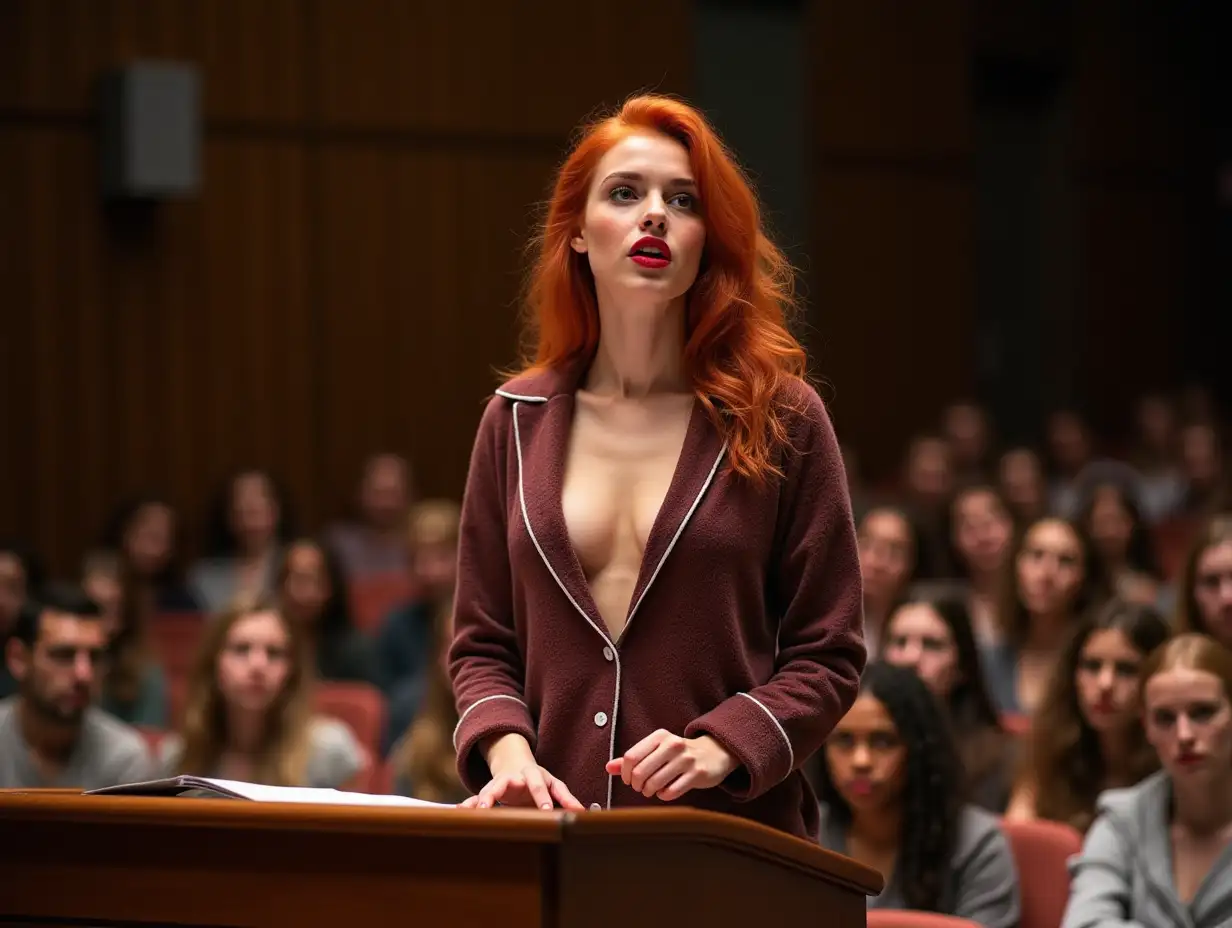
<box><xmin>641</xmin><ymin>754</ymin><xmax>691</xmax><ymax>799</ymax></box>
<box><xmin>656</xmin><ymin>771</ymin><xmax>697</xmax><ymax>803</ymax></box>
<box><xmin>630</xmin><ymin>738</ymin><xmax>683</xmax><ymax>793</ymax></box>
<box><xmin>548</xmin><ymin>776</ymin><xmax>586</xmax><ymax>811</ymax></box>
<box><xmin>604</xmin><ymin>758</ymin><xmax>623</xmax><ymax>775</ymax></box>
<box><xmin>460</xmin><ymin>795</ymin><xmax>482</xmax><ymax>809</ymax></box>
<box><xmin>522</xmin><ymin>767</ymin><xmax>554</xmax><ymax>810</ymax></box>
<box><xmin>477</xmin><ymin>773</ymin><xmax>518</xmax><ymax>808</ymax></box>
<box><xmin>620</xmin><ymin>729</ymin><xmax>669</xmax><ymax>786</ymax></box>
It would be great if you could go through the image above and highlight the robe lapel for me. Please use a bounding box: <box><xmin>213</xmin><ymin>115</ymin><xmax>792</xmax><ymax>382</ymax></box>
<box><xmin>512</xmin><ymin>394</ymin><xmax>612</xmax><ymax>644</ymax></box>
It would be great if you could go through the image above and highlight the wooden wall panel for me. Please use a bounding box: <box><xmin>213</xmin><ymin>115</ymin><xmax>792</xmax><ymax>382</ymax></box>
<box><xmin>0</xmin><ymin>0</ymin><xmax>307</xmax><ymax>122</ymax></box>
<box><xmin>0</xmin><ymin>0</ymin><xmax>692</xmax><ymax>573</ymax></box>
<box><xmin>809</xmin><ymin>0</ymin><xmax>975</xmax><ymax>479</ymax></box>
<box><xmin>313</xmin><ymin>0</ymin><xmax>693</xmax><ymax>134</ymax></box>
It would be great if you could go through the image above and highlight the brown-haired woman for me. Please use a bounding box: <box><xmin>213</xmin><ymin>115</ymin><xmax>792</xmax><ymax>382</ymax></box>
<box><xmin>160</xmin><ymin>603</ymin><xmax>365</xmax><ymax>788</ymax></box>
<box><xmin>1062</xmin><ymin>633</ymin><xmax>1232</xmax><ymax>927</ymax></box>
<box><xmin>856</xmin><ymin>505</ymin><xmax>919</xmax><ymax>655</ymax></box>
<box><xmin>1006</xmin><ymin>599</ymin><xmax>1170</xmax><ymax>833</ymax></box>
<box><xmin>1174</xmin><ymin>513</ymin><xmax>1232</xmax><ymax>649</ymax></box>
<box><xmin>981</xmin><ymin>516</ymin><xmax>1106</xmax><ymax>714</ymax></box>
<box><xmin>881</xmin><ymin>594</ymin><xmax>1017</xmax><ymax>812</ymax></box>
<box><xmin>390</xmin><ymin>601</ymin><xmax>467</xmax><ymax>804</ymax></box>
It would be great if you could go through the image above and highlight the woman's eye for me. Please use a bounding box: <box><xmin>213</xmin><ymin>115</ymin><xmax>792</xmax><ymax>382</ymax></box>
<box><xmin>669</xmin><ymin>192</ymin><xmax>695</xmax><ymax>210</ymax></box>
<box><xmin>609</xmin><ymin>186</ymin><xmax>636</xmax><ymax>202</ymax></box>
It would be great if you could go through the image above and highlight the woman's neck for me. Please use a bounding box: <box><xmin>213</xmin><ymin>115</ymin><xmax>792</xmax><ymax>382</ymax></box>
<box><xmin>849</xmin><ymin>804</ymin><xmax>902</xmax><ymax>849</ymax></box>
<box><xmin>238</xmin><ymin>540</ymin><xmax>272</xmax><ymax>563</ymax></box>
<box><xmin>226</xmin><ymin>708</ymin><xmax>267</xmax><ymax>754</ymax></box>
<box><xmin>1023</xmin><ymin>610</ymin><xmax>1070</xmax><ymax>651</ymax></box>
<box><xmin>586</xmin><ymin>295</ymin><xmax>688</xmax><ymax>398</ymax></box>
<box><xmin>1173</xmin><ymin>777</ymin><xmax>1232</xmax><ymax>836</ymax></box>
<box><xmin>1099</xmin><ymin>728</ymin><xmax>1132</xmax><ymax>782</ymax></box>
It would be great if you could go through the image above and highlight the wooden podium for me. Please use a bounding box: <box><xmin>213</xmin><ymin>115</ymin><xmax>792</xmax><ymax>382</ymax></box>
<box><xmin>0</xmin><ymin>790</ymin><xmax>882</xmax><ymax>927</ymax></box>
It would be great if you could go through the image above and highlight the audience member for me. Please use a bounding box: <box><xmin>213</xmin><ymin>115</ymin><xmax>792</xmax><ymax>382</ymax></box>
<box><xmin>375</xmin><ymin>499</ymin><xmax>459</xmax><ymax>753</ymax></box>
<box><xmin>857</xmin><ymin>505</ymin><xmax>919</xmax><ymax>655</ymax></box>
<box><xmin>944</xmin><ymin>484</ymin><xmax>1015</xmax><ymax>646</ymax></box>
<box><xmin>162</xmin><ymin>602</ymin><xmax>364</xmax><ymax>788</ymax></box>
<box><xmin>276</xmin><ymin>538</ymin><xmax>376</xmax><ymax>684</ymax></box>
<box><xmin>190</xmin><ymin>469</ymin><xmax>293</xmax><ymax>612</ymax></box>
<box><xmin>0</xmin><ymin>583</ymin><xmax>154</xmax><ymax>789</ymax></box>
<box><xmin>1132</xmin><ymin>392</ymin><xmax>1186</xmax><ymax>522</ymax></box>
<box><xmin>983</xmin><ymin>517</ymin><xmax>1106</xmax><ymax>714</ymax></box>
<box><xmin>882</xmin><ymin>595</ymin><xmax>1017</xmax><ymax>812</ymax></box>
<box><xmin>326</xmin><ymin>453</ymin><xmax>413</xmax><ymax>580</ymax></box>
<box><xmin>1007</xmin><ymin>599</ymin><xmax>1169</xmax><ymax>832</ymax></box>
<box><xmin>901</xmin><ymin>434</ymin><xmax>957</xmax><ymax>578</ymax></box>
<box><xmin>942</xmin><ymin>401</ymin><xmax>994</xmax><ymax>483</ymax></box>
<box><xmin>1174</xmin><ymin>513</ymin><xmax>1232</xmax><ymax>649</ymax></box>
<box><xmin>82</xmin><ymin>550</ymin><xmax>167</xmax><ymax>727</ymax></box>
<box><xmin>1077</xmin><ymin>477</ymin><xmax>1162</xmax><ymax>607</ymax></box>
<box><xmin>1062</xmin><ymin>633</ymin><xmax>1232</xmax><ymax>927</ymax></box>
<box><xmin>817</xmin><ymin>662</ymin><xmax>1020</xmax><ymax>927</ymax></box>
<box><xmin>1180</xmin><ymin>422</ymin><xmax>1227</xmax><ymax>517</ymax></box>
<box><xmin>998</xmin><ymin>447</ymin><xmax>1050</xmax><ymax>529</ymax></box>
<box><xmin>100</xmin><ymin>494</ymin><xmax>199</xmax><ymax>613</ymax></box>
<box><xmin>1047</xmin><ymin>409</ymin><xmax>1096</xmax><ymax>518</ymax></box>
<box><xmin>0</xmin><ymin>540</ymin><xmax>44</xmax><ymax>699</ymax></box>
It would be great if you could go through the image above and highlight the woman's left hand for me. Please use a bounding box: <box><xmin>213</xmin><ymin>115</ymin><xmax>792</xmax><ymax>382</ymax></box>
<box><xmin>604</xmin><ymin>731</ymin><xmax>738</xmax><ymax>801</ymax></box>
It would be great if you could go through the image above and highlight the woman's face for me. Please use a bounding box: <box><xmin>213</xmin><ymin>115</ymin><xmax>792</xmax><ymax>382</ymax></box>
<box><xmin>1016</xmin><ymin>520</ymin><xmax>1085</xmax><ymax>618</ymax></box>
<box><xmin>572</xmin><ymin>133</ymin><xmax>705</xmax><ymax>305</ymax></box>
<box><xmin>230</xmin><ymin>473</ymin><xmax>279</xmax><ymax>547</ymax></box>
<box><xmin>1048</xmin><ymin>412</ymin><xmax>1090</xmax><ymax>473</ymax></box>
<box><xmin>943</xmin><ymin>403</ymin><xmax>988</xmax><ymax>469</ymax></box>
<box><xmin>281</xmin><ymin>544</ymin><xmax>330</xmax><ymax>626</ymax></box>
<box><xmin>825</xmin><ymin>696</ymin><xmax>907</xmax><ymax>813</ymax></box>
<box><xmin>857</xmin><ymin>511</ymin><xmax>913</xmax><ymax>606</ymax></box>
<box><xmin>883</xmin><ymin>604</ymin><xmax>961</xmax><ymax>699</ymax></box>
<box><xmin>1144</xmin><ymin>668</ymin><xmax>1232</xmax><ymax>783</ymax></box>
<box><xmin>1137</xmin><ymin>396</ymin><xmax>1176</xmax><ymax>454</ymax></box>
<box><xmin>1075</xmin><ymin>629</ymin><xmax>1146</xmax><ymax>734</ymax></box>
<box><xmin>83</xmin><ymin>568</ymin><xmax>123</xmax><ymax>638</ymax></box>
<box><xmin>1181</xmin><ymin>425</ymin><xmax>1221</xmax><ymax>487</ymax></box>
<box><xmin>414</xmin><ymin>538</ymin><xmax>457</xmax><ymax>600</ymax></box>
<box><xmin>216</xmin><ymin>610</ymin><xmax>293</xmax><ymax>713</ymax></box>
<box><xmin>999</xmin><ymin>449</ymin><xmax>1045</xmax><ymax>517</ymax></box>
<box><xmin>0</xmin><ymin>552</ymin><xmax>27</xmax><ymax>631</ymax></box>
<box><xmin>1193</xmin><ymin>541</ymin><xmax>1232</xmax><ymax>648</ymax></box>
<box><xmin>953</xmin><ymin>489</ymin><xmax>1012</xmax><ymax>577</ymax></box>
<box><xmin>125</xmin><ymin>503</ymin><xmax>174</xmax><ymax>577</ymax></box>
<box><xmin>1087</xmin><ymin>486</ymin><xmax>1134</xmax><ymax>564</ymax></box>
<box><xmin>905</xmin><ymin>438</ymin><xmax>953</xmax><ymax>507</ymax></box>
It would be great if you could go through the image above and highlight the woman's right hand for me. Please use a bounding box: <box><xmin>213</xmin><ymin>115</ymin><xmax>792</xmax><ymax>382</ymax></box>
<box><xmin>462</xmin><ymin>733</ymin><xmax>585</xmax><ymax>811</ymax></box>
<box><xmin>460</xmin><ymin>764</ymin><xmax>585</xmax><ymax>810</ymax></box>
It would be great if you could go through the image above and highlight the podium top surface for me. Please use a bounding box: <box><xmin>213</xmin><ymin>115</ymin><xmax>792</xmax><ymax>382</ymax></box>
<box><xmin>0</xmin><ymin>788</ymin><xmax>883</xmax><ymax>896</ymax></box>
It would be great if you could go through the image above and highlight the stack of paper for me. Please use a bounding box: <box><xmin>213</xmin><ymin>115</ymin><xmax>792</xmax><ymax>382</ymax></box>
<box><xmin>86</xmin><ymin>775</ymin><xmax>456</xmax><ymax>808</ymax></box>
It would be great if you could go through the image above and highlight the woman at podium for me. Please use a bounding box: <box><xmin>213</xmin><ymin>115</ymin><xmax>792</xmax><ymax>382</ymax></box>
<box><xmin>447</xmin><ymin>94</ymin><xmax>865</xmax><ymax>840</ymax></box>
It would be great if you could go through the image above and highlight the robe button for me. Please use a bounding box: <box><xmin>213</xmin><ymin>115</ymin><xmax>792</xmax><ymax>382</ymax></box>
<box><xmin>602</xmin><ymin>646</ymin><xmax>614</xmax><ymax>662</ymax></box>
<box><xmin>594</xmin><ymin>711</ymin><xmax>608</xmax><ymax>727</ymax></box>
<box><xmin>589</xmin><ymin>802</ymin><xmax>602</xmax><ymax>812</ymax></box>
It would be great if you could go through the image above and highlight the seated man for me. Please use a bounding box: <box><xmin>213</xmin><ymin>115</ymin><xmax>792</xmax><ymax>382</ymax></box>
<box><xmin>0</xmin><ymin>583</ymin><xmax>155</xmax><ymax>788</ymax></box>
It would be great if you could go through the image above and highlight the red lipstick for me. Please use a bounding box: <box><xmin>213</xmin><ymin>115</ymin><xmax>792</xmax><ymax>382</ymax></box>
<box><xmin>629</xmin><ymin>236</ymin><xmax>671</xmax><ymax>269</ymax></box>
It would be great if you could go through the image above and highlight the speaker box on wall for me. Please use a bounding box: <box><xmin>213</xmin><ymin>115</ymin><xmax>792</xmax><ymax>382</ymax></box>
<box><xmin>99</xmin><ymin>62</ymin><xmax>201</xmax><ymax>200</ymax></box>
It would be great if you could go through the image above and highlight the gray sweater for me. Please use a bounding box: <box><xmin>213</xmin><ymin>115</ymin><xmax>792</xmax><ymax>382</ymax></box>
<box><xmin>819</xmin><ymin>802</ymin><xmax>1021</xmax><ymax>928</ymax></box>
<box><xmin>1063</xmin><ymin>771</ymin><xmax>1232</xmax><ymax>928</ymax></box>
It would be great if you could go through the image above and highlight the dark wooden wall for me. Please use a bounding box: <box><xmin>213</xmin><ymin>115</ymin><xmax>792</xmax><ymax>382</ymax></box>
<box><xmin>808</xmin><ymin>1</ymin><xmax>977</xmax><ymax>479</ymax></box>
<box><xmin>0</xmin><ymin>0</ymin><xmax>691</xmax><ymax>574</ymax></box>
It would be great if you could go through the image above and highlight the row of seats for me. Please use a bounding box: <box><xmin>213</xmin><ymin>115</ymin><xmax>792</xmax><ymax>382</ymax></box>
<box><xmin>866</xmin><ymin>818</ymin><xmax>1081</xmax><ymax>928</ymax></box>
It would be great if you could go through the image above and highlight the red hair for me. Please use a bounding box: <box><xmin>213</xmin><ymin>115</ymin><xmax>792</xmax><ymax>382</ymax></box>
<box><xmin>517</xmin><ymin>94</ymin><xmax>808</xmax><ymax>483</ymax></box>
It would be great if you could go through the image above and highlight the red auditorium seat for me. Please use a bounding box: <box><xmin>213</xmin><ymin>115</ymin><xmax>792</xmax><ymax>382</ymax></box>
<box><xmin>867</xmin><ymin>912</ymin><xmax>980</xmax><ymax>928</ymax></box>
<box><xmin>1001</xmin><ymin>818</ymin><xmax>1083</xmax><ymax>928</ymax></box>
<box><xmin>348</xmin><ymin>571</ymin><xmax>415</xmax><ymax>632</ymax></box>
<box><xmin>313</xmin><ymin>681</ymin><xmax>387</xmax><ymax>758</ymax></box>
<box><xmin>149</xmin><ymin>612</ymin><xmax>205</xmax><ymax>677</ymax></box>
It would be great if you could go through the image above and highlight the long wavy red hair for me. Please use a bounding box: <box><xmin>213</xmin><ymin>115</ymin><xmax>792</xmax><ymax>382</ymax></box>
<box><xmin>517</xmin><ymin>94</ymin><xmax>808</xmax><ymax>483</ymax></box>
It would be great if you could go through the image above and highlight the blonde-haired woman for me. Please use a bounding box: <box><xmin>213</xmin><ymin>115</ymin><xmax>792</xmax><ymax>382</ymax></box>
<box><xmin>375</xmin><ymin>499</ymin><xmax>460</xmax><ymax>753</ymax></box>
<box><xmin>161</xmin><ymin>602</ymin><xmax>366</xmax><ymax>788</ymax></box>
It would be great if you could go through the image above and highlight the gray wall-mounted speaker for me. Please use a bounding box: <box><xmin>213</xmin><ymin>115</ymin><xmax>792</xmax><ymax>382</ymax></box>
<box><xmin>99</xmin><ymin>62</ymin><xmax>202</xmax><ymax>200</ymax></box>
